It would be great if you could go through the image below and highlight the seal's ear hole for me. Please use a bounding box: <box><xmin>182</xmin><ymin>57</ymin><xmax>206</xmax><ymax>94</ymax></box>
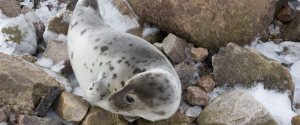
<box><xmin>124</xmin><ymin>94</ymin><xmax>135</xmax><ymax>104</ymax></box>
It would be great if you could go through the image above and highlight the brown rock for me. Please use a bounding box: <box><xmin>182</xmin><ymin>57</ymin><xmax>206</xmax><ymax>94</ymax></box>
<box><xmin>135</xmin><ymin>111</ymin><xmax>192</xmax><ymax>125</ymax></box>
<box><xmin>112</xmin><ymin>0</ymin><xmax>136</xmax><ymax>18</ymax></box>
<box><xmin>292</xmin><ymin>115</ymin><xmax>300</xmax><ymax>125</ymax></box>
<box><xmin>175</xmin><ymin>62</ymin><xmax>198</xmax><ymax>88</ymax></box>
<box><xmin>276</xmin><ymin>1</ymin><xmax>294</xmax><ymax>23</ymax></box>
<box><xmin>282</xmin><ymin>12</ymin><xmax>300</xmax><ymax>41</ymax></box>
<box><xmin>0</xmin><ymin>53</ymin><xmax>63</xmax><ymax>116</ymax></box>
<box><xmin>82</xmin><ymin>106</ymin><xmax>128</xmax><ymax>125</ymax></box>
<box><xmin>43</xmin><ymin>41</ymin><xmax>68</xmax><ymax>64</ymax></box>
<box><xmin>0</xmin><ymin>106</ymin><xmax>10</xmax><ymax>122</ymax></box>
<box><xmin>162</xmin><ymin>34</ymin><xmax>187</xmax><ymax>63</ymax></box>
<box><xmin>186</xmin><ymin>86</ymin><xmax>209</xmax><ymax>106</ymax></box>
<box><xmin>127</xmin><ymin>0</ymin><xmax>276</xmax><ymax>51</ymax></box>
<box><xmin>197</xmin><ymin>75</ymin><xmax>215</xmax><ymax>93</ymax></box>
<box><xmin>18</xmin><ymin>114</ymin><xmax>61</xmax><ymax>125</ymax></box>
<box><xmin>0</xmin><ymin>0</ymin><xmax>21</xmax><ymax>17</ymax></box>
<box><xmin>21</xmin><ymin>6</ymin><xmax>34</xmax><ymax>14</ymax></box>
<box><xmin>54</xmin><ymin>92</ymin><xmax>89</xmax><ymax>123</ymax></box>
<box><xmin>16</xmin><ymin>54</ymin><xmax>37</xmax><ymax>63</ymax></box>
<box><xmin>47</xmin><ymin>11</ymin><xmax>71</xmax><ymax>35</ymax></box>
<box><xmin>212</xmin><ymin>43</ymin><xmax>294</xmax><ymax>94</ymax></box>
<box><xmin>189</xmin><ymin>47</ymin><xmax>208</xmax><ymax>61</ymax></box>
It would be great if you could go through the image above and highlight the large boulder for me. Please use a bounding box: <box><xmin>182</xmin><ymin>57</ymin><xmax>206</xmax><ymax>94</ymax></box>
<box><xmin>127</xmin><ymin>0</ymin><xmax>276</xmax><ymax>51</ymax></box>
<box><xmin>212</xmin><ymin>43</ymin><xmax>294</xmax><ymax>94</ymax></box>
<box><xmin>0</xmin><ymin>53</ymin><xmax>62</xmax><ymax>116</ymax></box>
<box><xmin>198</xmin><ymin>90</ymin><xmax>277</xmax><ymax>125</ymax></box>
<box><xmin>0</xmin><ymin>0</ymin><xmax>21</xmax><ymax>17</ymax></box>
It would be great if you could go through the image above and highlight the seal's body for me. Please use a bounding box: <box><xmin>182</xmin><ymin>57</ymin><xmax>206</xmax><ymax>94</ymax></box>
<box><xmin>68</xmin><ymin>0</ymin><xmax>181</xmax><ymax>121</ymax></box>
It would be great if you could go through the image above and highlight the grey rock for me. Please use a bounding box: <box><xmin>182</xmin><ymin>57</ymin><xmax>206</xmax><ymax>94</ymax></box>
<box><xmin>162</xmin><ymin>34</ymin><xmax>187</xmax><ymax>63</ymax></box>
<box><xmin>198</xmin><ymin>90</ymin><xmax>278</xmax><ymax>125</ymax></box>
<box><xmin>43</xmin><ymin>41</ymin><xmax>68</xmax><ymax>64</ymax></box>
<box><xmin>0</xmin><ymin>0</ymin><xmax>21</xmax><ymax>17</ymax></box>
<box><xmin>212</xmin><ymin>43</ymin><xmax>294</xmax><ymax>94</ymax></box>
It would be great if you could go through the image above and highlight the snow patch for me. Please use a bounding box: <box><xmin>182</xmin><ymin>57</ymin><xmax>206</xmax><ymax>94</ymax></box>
<box><xmin>36</xmin><ymin>56</ymin><xmax>54</xmax><ymax>68</ymax></box>
<box><xmin>98</xmin><ymin>0</ymin><xmax>139</xmax><ymax>32</ymax></box>
<box><xmin>185</xmin><ymin>106</ymin><xmax>202</xmax><ymax>117</ymax></box>
<box><xmin>72</xmin><ymin>87</ymin><xmax>86</xmax><ymax>97</ymax></box>
<box><xmin>142</xmin><ymin>24</ymin><xmax>159</xmax><ymax>37</ymax></box>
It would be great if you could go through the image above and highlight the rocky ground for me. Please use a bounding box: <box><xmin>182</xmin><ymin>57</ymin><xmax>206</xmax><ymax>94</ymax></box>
<box><xmin>0</xmin><ymin>0</ymin><xmax>300</xmax><ymax>125</ymax></box>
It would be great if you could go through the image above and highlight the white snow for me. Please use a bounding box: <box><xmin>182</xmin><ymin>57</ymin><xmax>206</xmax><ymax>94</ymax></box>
<box><xmin>98</xmin><ymin>0</ymin><xmax>139</xmax><ymax>32</ymax></box>
<box><xmin>36</xmin><ymin>56</ymin><xmax>54</xmax><ymax>68</ymax></box>
<box><xmin>51</xmin><ymin>60</ymin><xmax>66</xmax><ymax>73</ymax></box>
<box><xmin>72</xmin><ymin>87</ymin><xmax>86</xmax><ymax>97</ymax></box>
<box><xmin>142</xmin><ymin>24</ymin><xmax>159</xmax><ymax>37</ymax></box>
<box><xmin>185</xmin><ymin>106</ymin><xmax>202</xmax><ymax>117</ymax></box>
<box><xmin>43</xmin><ymin>30</ymin><xmax>67</xmax><ymax>43</ymax></box>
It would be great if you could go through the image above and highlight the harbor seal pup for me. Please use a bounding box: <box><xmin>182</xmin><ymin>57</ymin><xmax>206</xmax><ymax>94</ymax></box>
<box><xmin>67</xmin><ymin>0</ymin><xmax>181</xmax><ymax>121</ymax></box>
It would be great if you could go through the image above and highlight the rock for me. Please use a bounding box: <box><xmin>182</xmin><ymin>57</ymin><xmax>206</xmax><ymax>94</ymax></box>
<box><xmin>47</xmin><ymin>10</ymin><xmax>71</xmax><ymax>36</ymax></box>
<box><xmin>186</xmin><ymin>86</ymin><xmax>208</xmax><ymax>106</ymax></box>
<box><xmin>185</xmin><ymin>106</ymin><xmax>202</xmax><ymax>118</ymax></box>
<box><xmin>292</xmin><ymin>115</ymin><xmax>300</xmax><ymax>125</ymax></box>
<box><xmin>0</xmin><ymin>0</ymin><xmax>21</xmax><ymax>17</ymax></box>
<box><xmin>0</xmin><ymin>17</ymin><xmax>37</xmax><ymax>55</ymax></box>
<box><xmin>282</xmin><ymin>12</ymin><xmax>300</xmax><ymax>41</ymax></box>
<box><xmin>127</xmin><ymin>27</ymin><xmax>163</xmax><ymax>44</ymax></box>
<box><xmin>16</xmin><ymin>54</ymin><xmax>37</xmax><ymax>63</ymax></box>
<box><xmin>112</xmin><ymin>0</ymin><xmax>136</xmax><ymax>18</ymax></box>
<box><xmin>198</xmin><ymin>90</ymin><xmax>277</xmax><ymax>125</ymax></box>
<box><xmin>54</xmin><ymin>92</ymin><xmax>89</xmax><ymax>123</ymax></box>
<box><xmin>0</xmin><ymin>106</ymin><xmax>10</xmax><ymax>122</ymax></box>
<box><xmin>82</xmin><ymin>106</ymin><xmax>128</xmax><ymax>125</ymax></box>
<box><xmin>43</xmin><ymin>41</ymin><xmax>68</xmax><ymax>64</ymax></box>
<box><xmin>189</xmin><ymin>47</ymin><xmax>208</xmax><ymax>62</ymax></box>
<box><xmin>162</xmin><ymin>34</ymin><xmax>187</xmax><ymax>63</ymax></box>
<box><xmin>197</xmin><ymin>75</ymin><xmax>215</xmax><ymax>93</ymax></box>
<box><xmin>135</xmin><ymin>111</ymin><xmax>192</xmax><ymax>125</ymax></box>
<box><xmin>212</xmin><ymin>43</ymin><xmax>294</xmax><ymax>94</ymax></box>
<box><xmin>18</xmin><ymin>115</ymin><xmax>61</xmax><ymax>125</ymax></box>
<box><xmin>21</xmin><ymin>6</ymin><xmax>34</xmax><ymax>14</ymax></box>
<box><xmin>0</xmin><ymin>53</ymin><xmax>63</xmax><ymax>116</ymax></box>
<box><xmin>275</xmin><ymin>1</ymin><xmax>294</xmax><ymax>23</ymax></box>
<box><xmin>127</xmin><ymin>0</ymin><xmax>276</xmax><ymax>51</ymax></box>
<box><xmin>175</xmin><ymin>62</ymin><xmax>198</xmax><ymax>88</ymax></box>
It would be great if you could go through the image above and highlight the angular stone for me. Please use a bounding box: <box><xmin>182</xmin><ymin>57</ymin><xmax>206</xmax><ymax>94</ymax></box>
<box><xmin>0</xmin><ymin>0</ymin><xmax>21</xmax><ymax>17</ymax></box>
<box><xmin>197</xmin><ymin>75</ymin><xmax>215</xmax><ymax>93</ymax></box>
<box><xmin>0</xmin><ymin>53</ymin><xmax>63</xmax><ymax>116</ymax></box>
<box><xmin>82</xmin><ymin>106</ymin><xmax>128</xmax><ymax>125</ymax></box>
<box><xmin>275</xmin><ymin>1</ymin><xmax>294</xmax><ymax>23</ymax></box>
<box><xmin>135</xmin><ymin>111</ymin><xmax>192</xmax><ymax>125</ymax></box>
<box><xmin>162</xmin><ymin>34</ymin><xmax>187</xmax><ymax>63</ymax></box>
<box><xmin>282</xmin><ymin>12</ymin><xmax>300</xmax><ymax>41</ymax></box>
<box><xmin>212</xmin><ymin>43</ymin><xmax>294</xmax><ymax>94</ymax></box>
<box><xmin>43</xmin><ymin>41</ymin><xmax>68</xmax><ymax>64</ymax></box>
<box><xmin>175</xmin><ymin>62</ymin><xmax>198</xmax><ymax>88</ymax></box>
<box><xmin>189</xmin><ymin>47</ymin><xmax>208</xmax><ymax>62</ymax></box>
<box><xmin>18</xmin><ymin>115</ymin><xmax>61</xmax><ymax>125</ymax></box>
<box><xmin>47</xmin><ymin>11</ymin><xmax>71</xmax><ymax>35</ymax></box>
<box><xmin>112</xmin><ymin>0</ymin><xmax>136</xmax><ymax>18</ymax></box>
<box><xmin>292</xmin><ymin>115</ymin><xmax>300</xmax><ymax>125</ymax></box>
<box><xmin>186</xmin><ymin>86</ymin><xmax>208</xmax><ymax>106</ymax></box>
<box><xmin>54</xmin><ymin>92</ymin><xmax>89</xmax><ymax>123</ymax></box>
<box><xmin>198</xmin><ymin>90</ymin><xmax>277</xmax><ymax>125</ymax></box>
<box><xmin>127</xmin><ymin>0</ymin><xmax>276</xmax><ymax>51</ymax></box>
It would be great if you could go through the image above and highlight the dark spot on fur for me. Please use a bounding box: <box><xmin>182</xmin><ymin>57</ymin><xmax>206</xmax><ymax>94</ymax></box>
<box><xmin>107</xmin><ymin>42</ymin><xmax>113</xmax><ymax>45</ymax></box>
<box><xmin>112</xmin><ymin>73</ymin><xmax>117</xmax><ymax>79</ymax></box>
<box><xmin>71</xmin><ymin>52</ymin><xmax>73</xmax><ymax>59</ymax></box>
<box><xmin>95</xmin><ymin>38</ymin><xmax>101</xmax><ymax>42</ymax></box>
<box><xmin>92</xmin><ymin>63</ymin><xmax>95</xmax><ymax>66</ymax></box>
<box><xmin>164</xmin><ymin>79</ymin><xmax>169</xmax><ymax>83</ymax></box>
<box><xmin>133</xmin><ymin>68</ymin><xmax>145</xmax><ymax>74</ymax></box>
<box><xmin>131</xmin><ymin>57</ymin><xmax>136</xmax><ymax>60</ymax></box>
<box><xmin>124</xmin><ymin>61</ymin><xmax>130</xmax><ymax>66</ymax></box>
<box><xmin>109</xmin><ymin>66</ymin><xmax>114</xmax><ymax>71</ymax></box>
<box><xmin>129</xmin><ymin>43</ymin><xmax>133</xmax><ymax>46</ymax></box>
<box><xmin>149</xmin><ymin>82</ymin><xmax>158</xmax><ymax>86</ymax></box>
<box><xmin>89</xmin><ymin>87</ymin><xmax>93</xmax><ymax>90</ymax></box>
<box><xmin>113</xmin><ymin>37</ymin><xmax>117</xmax><ymax>40</ymax></box>
<box><xmin>81</xmin><ymin>29</ymin><xmax>88</xmax><ymax>36</ymax></box>
<box><xmin>90</xmin><ymin>69</ymin><xmax>93</xmax><ymax>73</ymax></box>
<box><xmin>121</xmin><ymin>81</ymin><xmax>125</xmax><ymax>86</ymax></box>
<box><xmin>99</xmin><ymin>62</ymin><xmax>102</xmax><ymax>66</ymax></box>
<box><xmin>155</xmin><ymin>74</ymin><xmax>161</xmax><ymax>77</ymax></box>
<box><xmin>82</xmin><ymin>0</ymin><xmax>99</xmax><ymax>10</ymax></box>
<box><xmin>94</xmin><ymin>46</ymin><xmax>99</xmax><ymax>50</ymax></box>
<box><xmin>158</xmin><ymin>86</ymin><xmax>164</xmax><ymax>93</ymax></box>
<box><xmin>108</xmin><ymin>84</ymin><xmax>110</xmax><ymax>87</ymax></box>
<box><xmin>114</xmin><ymin>88</ymin><xmax>117</xmax><ymax>91</ymax></box>
<box><xmin>101</xmin><ymin>46</ymin><xmax>109</xmax><ymax>52</ymax></box>
<box><xmin>71</xmin><ymin>21</ymin><xmax>78</xmax><ymax>29</ymax></box>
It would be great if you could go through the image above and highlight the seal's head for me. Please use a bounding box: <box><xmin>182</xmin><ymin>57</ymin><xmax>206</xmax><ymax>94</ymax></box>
<box><xmin>108</xmin><ymin>68</ymin><xmax>181</xmax><ymax>121</ymax></box>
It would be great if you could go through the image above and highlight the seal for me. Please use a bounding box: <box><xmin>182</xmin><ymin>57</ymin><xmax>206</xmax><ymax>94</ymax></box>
<box><xmin>67</xmin><ymin>0</ymin><xmax>181</xmax><ymax>121</ymax></box>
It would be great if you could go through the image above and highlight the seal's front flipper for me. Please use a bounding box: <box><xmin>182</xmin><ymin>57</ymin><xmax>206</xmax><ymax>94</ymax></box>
<box><xmin>123</xmin><ymin>115</ymin><xmax>139</xmax><ymax>122</ymax></box>
<box><xmin>86</xmin><ymin>73</ymin><xmax>109</xmax><ymax>103</ymax></box>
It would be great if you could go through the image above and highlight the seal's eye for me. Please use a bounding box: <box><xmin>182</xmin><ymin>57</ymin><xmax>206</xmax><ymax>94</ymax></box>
<box><xmin>125</xmin><ymin>95</ymin><xmax>135</xmax><ymax>104</ymax></box>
